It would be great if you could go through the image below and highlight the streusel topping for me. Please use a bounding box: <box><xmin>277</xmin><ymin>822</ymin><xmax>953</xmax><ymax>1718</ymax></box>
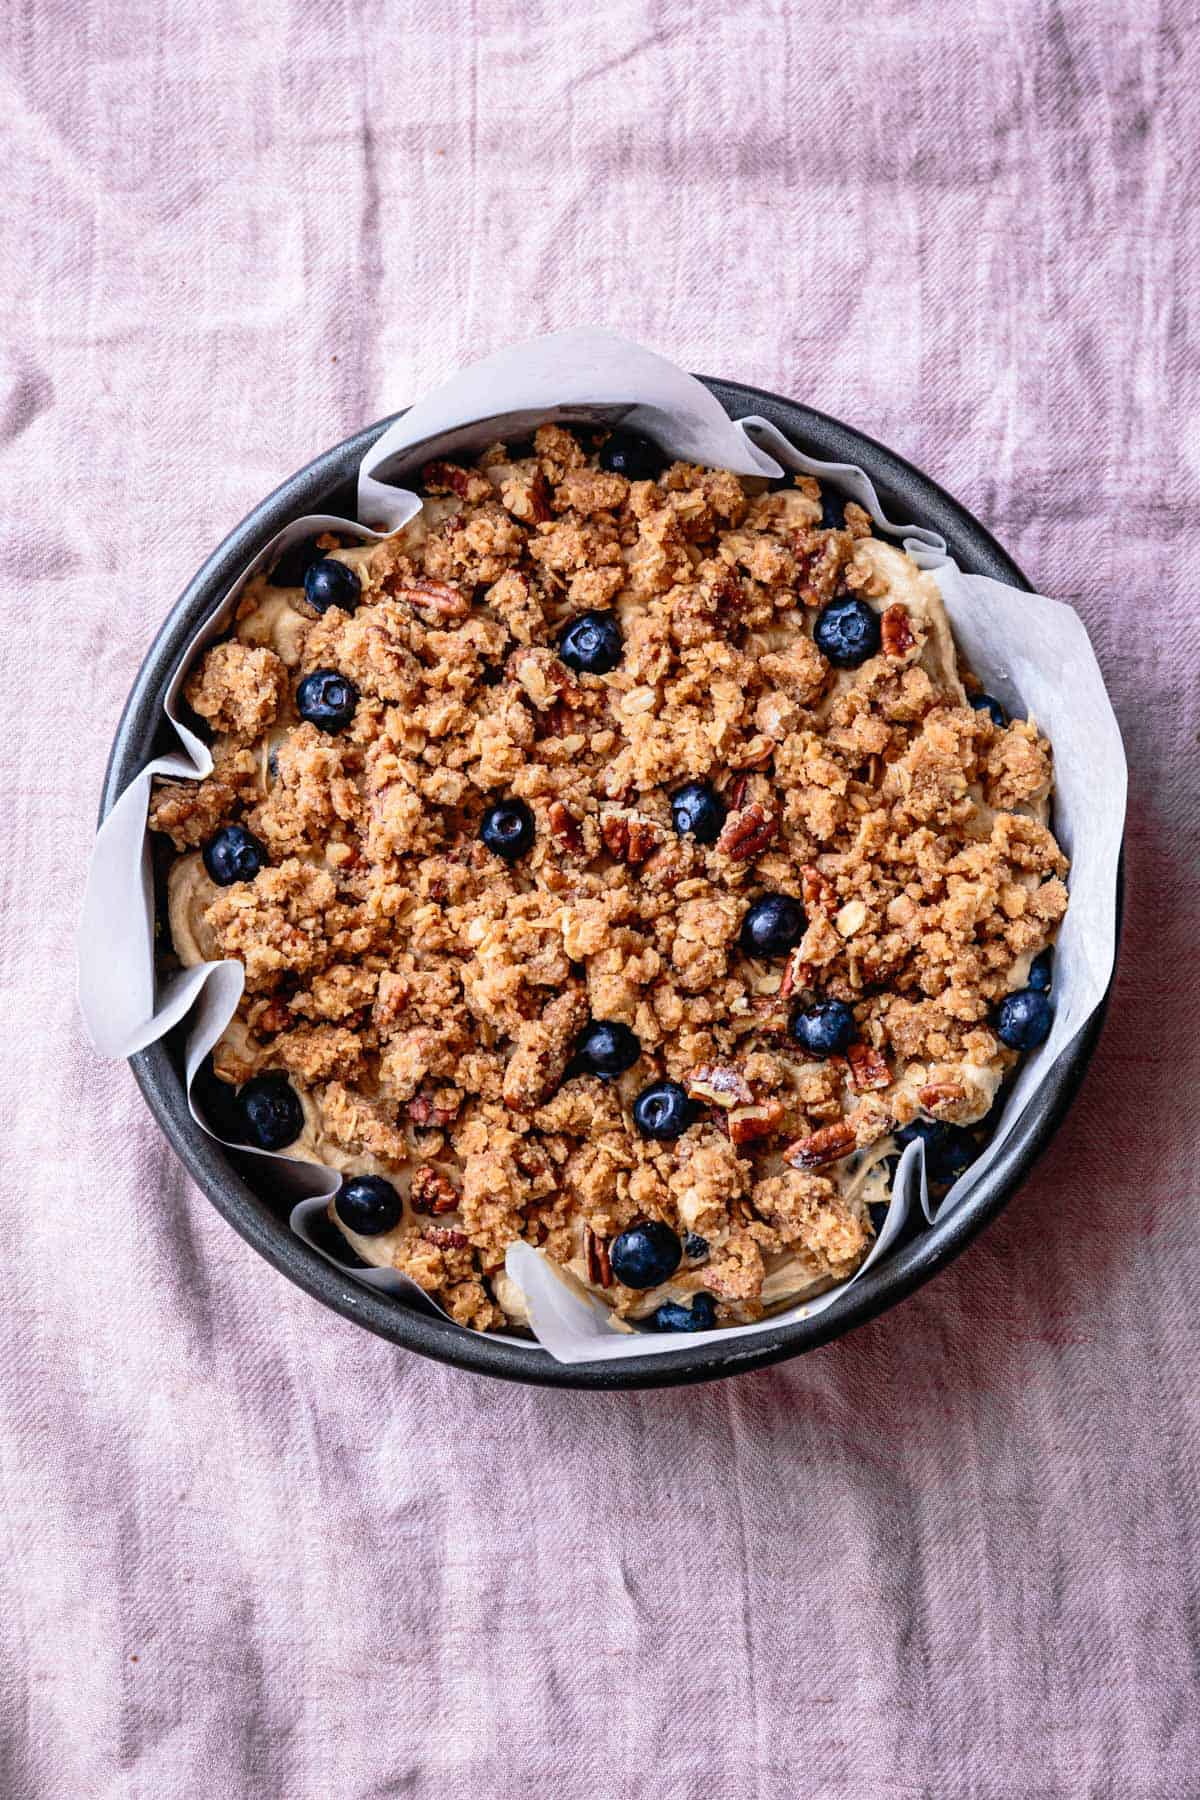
<box><xmin>151</xmin><ymin>425</ymin><xmax>1067</xmax><ymax>1336</ymax></box>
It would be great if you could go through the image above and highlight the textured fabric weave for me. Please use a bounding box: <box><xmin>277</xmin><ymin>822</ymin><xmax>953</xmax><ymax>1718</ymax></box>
<box><xmin>3</xmin><ymin>2</ymin><xmax>1198</xmax><ymax>1795</ymax></box>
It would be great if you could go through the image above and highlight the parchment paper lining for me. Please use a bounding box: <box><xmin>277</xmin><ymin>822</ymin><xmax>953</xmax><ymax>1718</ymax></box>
<box><xmin>79</xmin><ymin>329</ymin><xmax>1125</xmax><ymax>1364</ymax></box>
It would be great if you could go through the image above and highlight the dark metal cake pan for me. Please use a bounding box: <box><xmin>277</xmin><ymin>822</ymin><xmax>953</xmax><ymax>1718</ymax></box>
<box><xmin>99</xmin><ymin>377</ymin><xmax>1115</xmax><ymax>1389</ymax></box>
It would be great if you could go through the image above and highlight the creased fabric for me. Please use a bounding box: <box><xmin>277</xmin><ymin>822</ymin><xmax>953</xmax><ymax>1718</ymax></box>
<box><xmin>2</xmin><ymin>2</ymin><xmax>1198</xmax><ymax>1795</ymax></box>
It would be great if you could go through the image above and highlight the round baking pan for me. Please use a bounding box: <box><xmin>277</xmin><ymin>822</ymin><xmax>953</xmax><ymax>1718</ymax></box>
<box><xmin>100</xmin><ymin>378</ymin><xmax>1116</xmax><ymax>1389</ymax></box>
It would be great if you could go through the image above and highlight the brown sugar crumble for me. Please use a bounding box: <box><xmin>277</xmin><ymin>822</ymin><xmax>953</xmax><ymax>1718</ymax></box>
<box><xmin>152</xmin><ymin>424</ymin><xmax>1068</xmax><ymax>1337</ymax></box>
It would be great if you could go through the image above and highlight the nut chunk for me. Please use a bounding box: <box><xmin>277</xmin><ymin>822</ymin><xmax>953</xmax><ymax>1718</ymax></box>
<box><xmin>185</xmin><ymin>642</ymin><xmax>287</xmax><ymax>740</ymax></box>
<box><xmin>502</xmin><ymin>987</ymin><xmax>590</xmax><ymax>1111</ymax></box>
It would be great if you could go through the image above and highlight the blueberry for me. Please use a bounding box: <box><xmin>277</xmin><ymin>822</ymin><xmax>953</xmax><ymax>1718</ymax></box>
<box><xmin>480</xmin><ymin>798</ymin><xmax>535</xmax><ymax>861</ymax></box>
<box><xmin>670</xmin><ymin>781</ymin><xmax>727</xmax><ymax>846</ymax></box>
<box><xmin>683</xmin><ymin>1232</ymin><xmax>709</xmax><ymax>1263</ymax></box>
<box><xmin>970</xmin><ymin>693</ymin><xmax>1008</xmax><ymax>729</ymax></box>
<box><xmin>650</xmin><ymin>1293</ymin><xmax>718</xmax><ymax>1332</ymax></box>
<box><xmin>297</xmin><ymin>668</ymin><xmax>359</xmax><ymax>734</ymax></box>
<box><xmin>895</xmin><ymin>1118</ymin><xmax>979</xmax><ymax>1187</ymax></box>
<box><xmin>1028</xmin><ymin>948</ymin><xmax>1053</xmax><ymax>992</ymax></box>
<box><xmin>558</xmin><ymin>610</ymin><xmax>623</xmax><ymax>676</ymax></box>
<box><xmin>790</xmin><ymin>998</ymin><xmax>856</xmax><ymax>1058</ymax></box>
<box><xmin>632</xmin><ymin>1080</ymin><xmax>693</xmax><ymax>1141</ymax></box>
<box><xmin>238</xmin><ymin>1072</ymin><xmax>304</xmax><ymax>1150</ymax></box>
<box><xmin>598</xmin><ymin>429</ymin><xmax>664</xmax><ymax>482</ymax></box>
<box><xmin>819</xmin><ymin>488</ymin><xmax>847</xmax><ymax>530</ymax></box>
<box><xmin>268</xmin><ymin>534</ymin><xmax>345</xmax><ymax>588</ymax></box>
<box><xmin>575</xmin><ymin>1020</ymin><xmax>641</xmax><ymax>1079</ymax></box>
<box><xmin>814</xmin><ymin>597</ymin><xmax>882</xmax><ymax>668</ymax></box>
<box><xmin>994</xmin><ymin>987</ymin><xmax>1054</xmax><ymax>1051</ymax></box>
<box><xmin>335</xmin><ymin>1173</ymin><xmax>403</xmax><ymax>1237</ymax></box>
<box><xmin>202</xmin><ymin>824</ymin><xmax>268</xmax><ymax>887</ymax></box>
<box><xmin>739</xmin><ymin>893</ymin><xmax>806</xmax><ymax>959</ymax></box>
<box><xmin>303</xmin><ymin>557</ymin><xmax>361</xmax><ymax>615</ymax></box>
<box><xmin>610</xmin><ymin>1220</ymin><xmax>682</xmax><ymax>1288</ymax></box>
<box><xmin>191</xmin><ymin>1054</ymin><xmax>246</xmax><ymax>1142</ymax></box>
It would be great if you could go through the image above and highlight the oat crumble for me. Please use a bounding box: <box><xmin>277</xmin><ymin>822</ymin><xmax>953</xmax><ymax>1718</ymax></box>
<box><xmin>151</xmin><ymin>424</ymin><xmax>1067</xmax><ymax>1336</ymax></box>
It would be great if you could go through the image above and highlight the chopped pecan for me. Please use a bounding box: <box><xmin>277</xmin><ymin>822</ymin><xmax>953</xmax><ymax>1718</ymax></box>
<box><xmin>388</xmin><ymin>574</ymin><xmax>470</xmax><ymax>621</ymax></box>
<box><xmin>422</xmin><ymin>1224</ymin><xmax>469</xmax><ymax>1250</ymax></box>
<box><xmin>715</xmin><ymin>802</ymin><xmax>778</xmax><ymax>861</ymax></box>
<box><xmin>584</xmin><ymin>1225</ymin><xmax>613</xmax><ymax>1289</ymax></box>
<box><xmin>736</xmin><ymin>740</ymin><xmax>775</xmax><ymax>772</ymax></box>
<box><xmin>539</xmin><ymin>698</ymin><xmax>576</xmax><ymax>739</ymax></box>
<box><xmin>881</xmin><ymin>604</ymin><xmax>915</xmax><ymax>659</ymax></box>
<box><xmin>600</xmin><ymin>813</ymin><xmax>659</xmax><ymax>866</ymax></box>
<box><xmin>800</xmin><ymin>864</ymin><xmax>836</xmax><ymax>912</ymax></box>
<box><xmin>253</xmin><ymin>999</ymin><xmax>292</xmax><ymax>1036</ymax></box>
<box><xmin>686</xmin><ymin>1064</ymin><xmax>754</xmax><ymax>1108</ymax></box>
<box><xmin>917</xmin><ymin>1080</ymin><xmax>969</xmax><ymax>1119</ymax></box>
<box><xmin>420</xmin><ymin>460</ymin><xmax>493</xmax><ymax>504</ymax></box>
<box><xmin>728</xmin><ymin>1098</ymin><xmax>785</xmax><ymax>1145</ymax></box>
<box><xmin>548</xmin><ymin>800</ymin><xmax>584</xmax><ymax>852</ymax></box>
<box><xmin>410</xmin><ymin>1165</ymin><xmax>460</xmax><ymax>1215</ymax></box>
<box><xmin>407</xmin><ymin>1089</ymin><xmax>459</xmax><ymax>1129</ymax></box>
<box><xmin>847</xmin><ymin>1042</ymin><xmax>891</xmax><ymax>1092</ymax></box>
<box><xmin>728</xmin><ymin>774</ymin><xmax>749</xmax><ymax>811</ymax></box>
<box><xmin>783</xmin><ymin>1119</ymin><xmax>857</xmax><ymax>1169</ymax></box>
<box><xmin>508</xmin><ymin>646</ymin><xmax>580</xmax><ymax>710</ymax></box>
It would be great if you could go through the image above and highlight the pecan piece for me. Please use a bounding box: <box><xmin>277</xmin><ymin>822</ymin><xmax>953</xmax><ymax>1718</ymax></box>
<box><xmin>917</xmin><ymin>1080</ymin><xmax>970</xmax><ymax>1119</ymax></box>
<box><xmin>847</xmin><ymin>1042</ymin><xmax>891</xmax><ymax>1092</ymax></box>
<box><xmin>601</xmin><ymin>813</ymin><xmax>659</xmax><ymax>866</ymax></box>
<box><xmin>715</xmin><ymin>802</ymin><xmax>778</xmax><ymax>861</ymax></box>
<box><xmin>548</xmin><ymin>799</ymin><xmax>584</xmax><ymax>853</ymax></box>
<box><xmin>420</xmin><ymin>460</ymin><xmax>493</xmax><ymax>504</ymax></box>
<box><xmin>800</xmin><ymin>864</ymin><xmax>836</xmax><ymax>912</ymax></box>
<box><xmin>881</xmin><ymin>604</ymin><xmax>915</xmax><ymax>660</ymax></box>
<box><xmin>410</xmin><ymin>1165</ymin><xmax>460</xmax><ymax>1215</ymax></box>
<box><xmin>686</xmin><ymin>1064</ymin><xmax>754</xmax><ymax>1109</ymax></box>
<box><xmin>728</xmin><ymin>773</ymin><xmax>749</xmax><ymax>812</ymax></box>
<box><xmin>783</xmin><ymin>1119</ymin><xmax>857</xmax><ymax>1169</ymax></box>
<box><xmin>584</xmin><ymin>1225</ymin><xmax>613</xmax><ymax>1289</ymax></box>
<box><xmin>253</xmin><ymin>998</ymin><xmax>292</xmax><ymax>1036</ymax></box>
<box><xmin>508</xmin><ymin>647</ymin><xmax>580</xmax><ymax>711</ymax></box>
<box><xmin>388</xmin><ymin>574</ymin><xmax>470</xmax><ymax>621</ymax></box>
<box><xmin>422</xmin><ymin>1224</ymin><xmax>469</xmax><ymax>1250</ymax></box>
<box><xmin>407</xmin><ymin>1089</ymin><xmax>459</xmax><ymax>1129</ymax></box>
<box><xmin>728</xmin><ymin>1098</ymin><xmax>786</xmax><ymax>1146</ymax></box>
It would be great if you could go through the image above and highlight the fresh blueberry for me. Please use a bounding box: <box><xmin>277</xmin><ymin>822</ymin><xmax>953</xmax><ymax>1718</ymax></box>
<box><xmin>670</xmin><ymin>781</ymin><xmax>727</xmax><ymax>846</ymax></box>
<box><xmin>739</xmin><ymin>893</ymin><xmax>806</xmax><ymax>959</ymax></box>
<box><xmin>335</xmin><ymin>1174</ymin><xmax>403</xmax><ymax>1237</ymax></box>
<box><xmin>268</xmin><ymin>534</ymin><xmax>345</xmax><ymax>588</ymax></box>
<box><xmin>297</xmin><ymin>668</ymin><xmax>359</xmax><ymax>734</ymax></box>
<box><xmin>202</xmin><ymin>824</ymin><xmax>268</xmax><ymax>887</ymax></box>
<box><xmin>237</xmin><ymin>1072</ymin><xmax>304</xmax><ymax>1150</ymax></box>
<box><xmin>632</xmin><ymin>1079</ymin><xmax>693</xmax><ymax>1141</ymax></box>
<box><xmin>683</xmin><ymin>1232</ymin><xmax>709</xmax><ymax>1263</ymax></box>
<box><xmin>790</xmin><ymin>998</ymin><xmax>856</xmax><ymax>1058</ymax></box>
<box><xmin>651</xmin><ymin>1293</ymin><xmax>718</xmax><ymax>1332</ymax></box>
<box><xmin>610</xmin><ymin>1220</ymin><xmax>682</xmax><ymax>1288</ymax></box>
<box><xmin>969</xmin><ymin>693</ymin><xmax>1008</xmax><ymax>729</ymax></box>
<box><xmin>575</xmin><ymin>1020</ymin><xmax>641</xmax><ymax>1079</ymax></box>
<box><xmin>480</xmin><ymin>798</ymin><xmax>535</xmax><ymax>862</ymax></box>
<box><xmin>814</xmin><ymin>596</ymin><xmax>882</xmax><ymax>668</ymax></box>
<box><xmin>303</xmin><ymin>557</ymin><xmax>361</xmax><ymax>615</ymax></box>
<box><xmin>558</xmin><ymin>610</ymin><xmax>623</xmax><ymax>675</ymax></box>
<box><xmin>895</xmin><ymin>1118</ymin><xmax>978</xmax><ymax>1187</ymax></box>
<box><xmin>598</xmin><ymin>429</ymin><xmax>665</xmax><ymax>482</ymax></box>
<box><xmin>819</xmin><ymin>488</ymin><xmax>847</xmax><ymax>530</ymax></box>
<box><xmin>1028</xmin><ymin>948</ymin><xmax>1053</xmax><ymax>992</ymax></box>
<box><xmin>191</xmin><ymin>1054</ymin><xmax>246</xmax><ymax>1142</ymax></box>
<box><xmin>994</xmin><ymin>987</ymin><xmax>1054</xmax><ymax>1050</ymax></box>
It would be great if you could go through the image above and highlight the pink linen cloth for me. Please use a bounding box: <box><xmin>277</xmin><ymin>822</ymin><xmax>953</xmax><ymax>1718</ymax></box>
<box><xmin>3</xmin><ymin>2</ymin><xmax>1198</xmax><ymax>1794</ymax></box>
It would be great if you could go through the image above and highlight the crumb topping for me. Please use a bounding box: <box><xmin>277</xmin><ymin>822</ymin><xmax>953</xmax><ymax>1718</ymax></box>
<box><xmin>151</xmin><ymin>425</ymin><xmax>1068</xmax><ymax>1335</ymax></box>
